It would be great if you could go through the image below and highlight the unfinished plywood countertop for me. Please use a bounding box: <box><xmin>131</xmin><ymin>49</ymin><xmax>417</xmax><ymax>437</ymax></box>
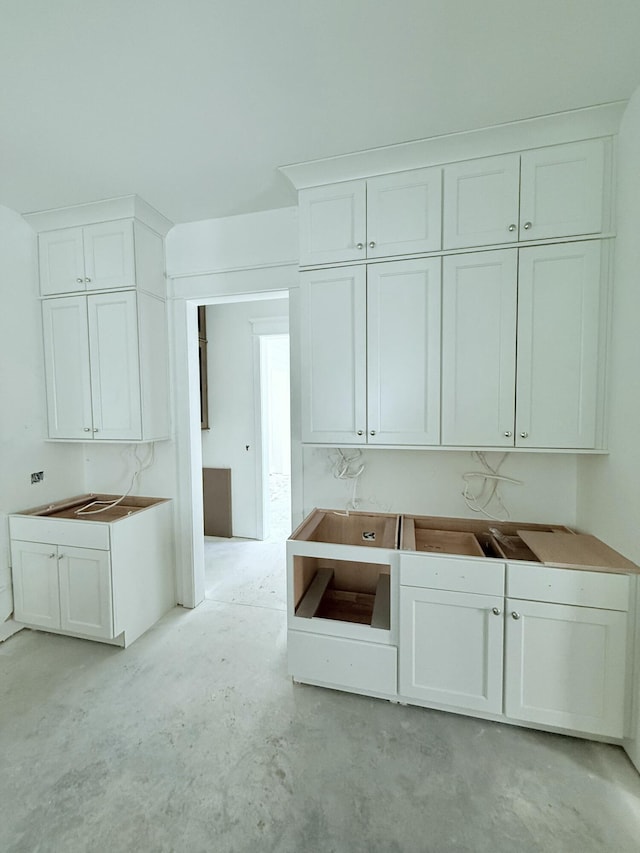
<box><xmin>13</xmin><ymin>494</ymin><xmax>170</xmax><ymax>524</ymax></box>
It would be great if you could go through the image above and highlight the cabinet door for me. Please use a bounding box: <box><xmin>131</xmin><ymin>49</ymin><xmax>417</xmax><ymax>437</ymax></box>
<box><xmin>58</xmin><ymin>547</ymin><xmax>113</xmax><ymax>639</ymax></box>
<box><xmin>366</xmin><ymin>167</ymin><xmax>442</xmax><ymax>258</ymax></box>
<box><xmin>519</xmin><ymin>140</ymin><xmax>606</xmax><ymax>241</ymax></box>
<box><xmin>83</xmin><ymin>220</ymin><xmax>136</xmax><ymax>290</ymax></box>
<box><xmin>367</xmin><ymin>259</ymin><xmax>441</xmax><ymax>444</ymax></box>
<box><xmin>298</xmin><ymin>181</ymin><xmax>367</xmax><ymax>266</ymax></box>
<box><xmin>87</xmin><ymin>291</ymin><xmax>142</xmax><ymax>440</ymax></box>
<box><xmin>42</xmin><ymin>296</ymin><xmax>93</xmax><ymax>439</ymax></box>
<box><xmin>504</xmin><ymin>598</ymin><xmax>627</xmax><ymax>738</ymax></box>
<box><xmin>516</xmin><ymin>242</ymin><xmax>602</xmax><ymax>448</ymax></box>
<box><xmin>441</xmin><ymin>250</ymin><xmax>517</xmax><ymax>446</ymax></box>
<box><xmin>38</xmin><ymin>227</ymin><xmax>85</xmax><ymax>296</ymax></box>
<box><xmin>443</xmin><ymin>154</ymin><xmax>520</xmax><ymax>249</ymax></box>
<box><xmin>300</xmin><ymin>267</ymin><xmax>367</xmax><ymax>443</ymax></box>
<box><xmin>399</xmin><ymin>586</ymin><xmax>504</xmax><ymax>714</ymax></box>
<box><xmin>11</xmin><ymin>541</ymin><xmax>61</xmax><ymax>629</ymax></box>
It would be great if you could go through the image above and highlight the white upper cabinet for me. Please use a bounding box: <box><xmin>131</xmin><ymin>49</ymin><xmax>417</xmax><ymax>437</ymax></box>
<box><xmin>441</xmin><ymin>250</ymin><xmax>517</xmax><ymax>446</ymax></box>
<box><xmin>443</xmin><ymin>155</ymin><xmax>520</xmax><ymax>249</ymax></box>
<box><xmin>87</xmin><ymin>291</ymin><xmax>143</xmax><ymax>441</ymax></box>
<box><xmin>441</xmin><ymin>243</ymin><xmax>604</xmax><ymax>449</ymax></box>
<box><xmin>301</xmin><ymin>258</ymin><xmax>441</xmax><ymax>445</ymax></box>
<box><xmin>298</xmin><ymin>181</ymin><xmax>367</xmax><ymax>267</ymax></box>
<box><xmin>443</xmin><ymin>139</ymin><xmax>608</xmax><ymax>250</ymax></box>
<box><xmin>519</xmin><ymin>140</ymin><xmax>606</xmax><ymax>241</ymax></box>
<box><xmin>367</xmin><ymin>258</ymin><xmax>440</xmax><ymax>445</ymax></box>
<box><xmin>365</xmin><ymin>169</ymin><xmax>442</xmax><ymax>259</ymax></box>
<box><xmin>299</xmin><ymin>167</ymin><xmax>442</xmax><ymax>266</ymax></box>
<box><xmin>42</xmin><ymin>291</ymin><xmax>169</xmax><ymax>441</ymax></box>
<box><xmin>39</xmin><ymin>220</ymin><xmax>136</xmax><ymax>296</ymax></box>
<box><xmin>42</xmin><ymin>296</ymin><xmax>93</xmax><ymax>440</ymax></box>
<box><xmin>516</xmin><ymin>242</ymin><xmax>603</xmax><ymax>449</ymax></box>
<box><xmin>300</xmin><ymin>266</ymin><xmax>367</xmax><ymax>444</ymax></box>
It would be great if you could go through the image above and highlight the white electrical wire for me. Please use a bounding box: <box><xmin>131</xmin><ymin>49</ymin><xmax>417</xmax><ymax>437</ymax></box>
<box><xmin>461</xmin><ymin>451</ymin><xmax>522</xmax><ymax>521</ymax></box>
<box><xmin>74</xmin><ymin>443</ymin><xmax>156</xmax><ymax>516</ymax></box>
<box><xmin>328</xmin><ymin>448</ymin><xmax>365</xmax><ymax>514</ymax></box>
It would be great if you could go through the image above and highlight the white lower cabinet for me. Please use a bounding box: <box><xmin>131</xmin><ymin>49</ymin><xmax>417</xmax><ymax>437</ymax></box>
<box><xmin>398</xmin><ymin>555</ymin><xmax>630</xmax><ymax>739</ymax></box>
<box><xmin>504</xmin><ymin>598</ymin><xmax>627</xmax><ymax>738</ymax></box>
<box><xmin>9</xmin><ymin>496</ymin><xmax>174</xmax><ymax>647</ymax></box>
<box><xmin>12</xmin><ymin>541</ymin><xmax>112</xmax><ymax>639</ymax></box>
<box><xmin>399</xmin><ymin>586</ymin><xmax>504</xmax><ymax>714</ymax></box>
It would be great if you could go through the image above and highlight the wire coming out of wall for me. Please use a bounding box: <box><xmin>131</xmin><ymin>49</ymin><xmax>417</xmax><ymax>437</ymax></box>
<box><xmin>462</xmin><ymin>451</ymin><xmax>522</xmax><ymax>521</ymax></box>
<box><xmin>74</xmin><ymin>443</ymin><xmax>156</xmax><ymax>516</ymax></box>
<box><xmin>329</xmin><ymin>448</ymin><xmax>365</xmax><ymax>513</ymax></box>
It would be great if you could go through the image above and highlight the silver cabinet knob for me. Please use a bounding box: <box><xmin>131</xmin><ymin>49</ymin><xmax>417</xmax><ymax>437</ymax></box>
<box><xmin>92</xmin><ymin>428</ymin><xmax>99</xmax><ymax>433</ymax></box>
<box><xmin>368</xmin><ymin>241</ymin><xmax>376</xmax><ymax>248</ymax></box>
<box><xmin>520</xmin><ymin>431</ymin><xmax>528</xmax><ymax>439</ymax></box>
<box><xmin>76</xmin><ymin>277</ymin><xmax>84</xmax><ymax>284</ymax></box>
<box><xmin>511</xmin><ymin>611</ymin><xmax>521</xmax><ymax>620</ymax></box>
<box><xmin>523</xmin><ymin>221</ymin><xmax>532</xmax><ymax>230</ymax></box>
<box><xmin>356</xmin><ymin>242</ymin><xmax>364</xmax><ymax>250</ymax></box>
<box><xmin>369</xmin><ymin>430</ymin><xmax>376</xmax><ymax>436</ymax></box>
<box><xmin>83</xmin><ymin>427</ymin><xmax>91</xmax><ymax>432</ymax></box>
<box><xmin>508</xmin><ymin>224</ymin><xmax>516</xmax><ymax>232</ymax></box>
<box><xmin>85</xmin><ymin>277</ymin><xmax>92</xmax><ymax>283</ymax></box>
<box><xmin>504</xmin><ymin>431</ymin><xmax>512</xmax><ymax>437</ymax></box>
<box><xmin>357</xmin><ymin>430</ymin><xmax>364</xmax><ymax>436</ymax></box>
<box><xmin>49</xmin><ymin>553</ymin><xmax>56</xmax><ymax>559</ymax></box>
<box><xmin>57</xmin><ymin>554</ymin><xmax>64</xmax><ymax>561</ymax></box>
<box><xmin>492</xmin><ymin>607</ymin><xmax>501</xmax><ymax>616</ymax></box>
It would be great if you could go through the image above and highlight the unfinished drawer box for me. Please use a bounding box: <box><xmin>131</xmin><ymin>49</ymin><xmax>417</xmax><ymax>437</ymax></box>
<box><xmin>287</xmin><ymin>509</ymin><xmax>399</xmax><ymax>660</ymax></box>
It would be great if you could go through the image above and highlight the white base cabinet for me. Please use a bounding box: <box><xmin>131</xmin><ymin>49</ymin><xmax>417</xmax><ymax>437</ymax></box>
<box><xmin>288</xmin><ymin>510</ymin><xmax>636</xmax><ymax>745</ymax></box>
<box><xmin>398</xmin><ymin>552</ymin><xmax>631</xmax><ymax>740</ymax></box>
<box><xmin>399</xmin><ymin>586</ymin><xmax>504</xmax><ymax>714</ymax></box>
<box><xmin>504</xmin><ymin>598</ymin><xmax>628</xmax><ymax>738</ymax></box>
<box><xmin>10</xmin><ymin>496</ymin><xmax>175</xmax><ymax>647</ymax></box>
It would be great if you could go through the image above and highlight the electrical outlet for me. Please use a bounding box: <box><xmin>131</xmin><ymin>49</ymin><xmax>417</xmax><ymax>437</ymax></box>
<box><xmin>31</xmin><ymin>471</ymin><xmax>44</xmax><ymax>484</ymax></box>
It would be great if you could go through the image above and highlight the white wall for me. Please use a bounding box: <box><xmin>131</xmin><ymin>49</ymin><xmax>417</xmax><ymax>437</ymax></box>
<box><xmin>202</xmin><ymin>298</ymin><xmax>289</xmax><ymax>538</ymax></box>
<box><xmin>576</xmin><ymin>86</ymin><xmax>640</xmax><ymax>771</ymax></box>
<box><xmin>303</xmin><ymin>448</ymin><xmax>579</xmax><ymax>526</ymax></box>
<box><xmin>0</xmin><ymin>206</ymin><xmax>85</xmax><ymax>621</ymax></box>
<box><xmin>166</xmin><ymin>207</ymin><xmax>298</xmax><ymax>278</ymax></box>
<box><xmin>577</xmin><ymin>88</ymin><xmax>640</xmax><ymax>562</ymax></box>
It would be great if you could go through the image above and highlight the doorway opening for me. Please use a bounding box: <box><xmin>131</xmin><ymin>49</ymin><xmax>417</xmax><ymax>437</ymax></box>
<box><xmin>258</xmin><ymin>332</ymin><xmax>291</xmax><ymax>542</ymax></box>
<box><xmin>196</xmin><ymin>296</ymin><xmax>291</xmax><ymax>608</ymax></box>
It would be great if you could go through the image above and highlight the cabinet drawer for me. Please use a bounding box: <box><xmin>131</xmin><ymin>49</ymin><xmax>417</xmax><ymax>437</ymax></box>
<box><xmin>287</xmin><ymin>630</ymin><xmax>397</xmax><ymax>697</ymax></box>
<box><xmin>507</xmin><ymin>564</ymin><xmax>629</xmax><ymax>611</ymax></box>
<box><xmin>9</xmin><ymin>517</ymin><xmax>110</xmax><ymax>550</ymax></box>
<box><xmin>399</xmin><ymin>554</ymin><xmax>505</xmax><ymax>596</ymax></box>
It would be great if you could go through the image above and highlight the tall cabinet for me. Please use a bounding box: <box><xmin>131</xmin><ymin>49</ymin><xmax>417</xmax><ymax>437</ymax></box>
<box><xmin>294</xmin><ymin>132</ymin><xmax>613</xmax><ymax>451</ymax></box>
<box><xmin>27</xmin><ymin>197</ymin><xmax>173</xmax><ymax>443</ymax></box>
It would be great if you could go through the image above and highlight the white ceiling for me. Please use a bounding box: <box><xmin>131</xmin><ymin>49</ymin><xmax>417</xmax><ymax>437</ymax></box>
<box><xmin>2</xmin><ymin>0</ymin><xmax>640</xmax><ymax>224</ymax></box>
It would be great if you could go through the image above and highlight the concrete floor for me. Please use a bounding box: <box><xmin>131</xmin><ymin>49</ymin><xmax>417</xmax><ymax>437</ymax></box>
<box><xmin>2</xmin><ymin>538</ymin><xmax>640</xmax><ymax>853</ymax></box>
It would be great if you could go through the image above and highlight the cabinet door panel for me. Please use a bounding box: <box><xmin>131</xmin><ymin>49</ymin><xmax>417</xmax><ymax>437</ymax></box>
<box><xmin>366</xmin><ymin>168</ymin><xmax>442</xmax><ymax>257</ymax></box>
<box><xmin>87</xmin><ymin>291</ymin><xmax>142</xmax><ymax>440</ymax></box>
<box><xmin>38</xmin><ymin>227</ymin><xmax>85</xmax><ymax>295</ymax></box>
<box><xmin>83</xmin><ymin>221</ymin><xmax>136</xmax><ymax>290</ymax></box>
<box><xmin>399</xmin><ymin>586</ymin><xmax>504</xmax><ymax>713</ymax></box>
<box><xmin>11</xmin><ymin>541</ymin><xmax>61</xmax><ymax>629</ymax></box>
<box><xmin>516</xmin><ymin>243</ymin><xmax>601</xmax><ymax>448</ymax></box>
<box><xmin>504</xmin><ymin>598</ymin><xmax>626</xmax><ymax>737</ymax></box>
<box><xmin>520</xmin><ymin>140</ymin><xmax>606</xmax><ymax>241</ymax></box>
<box><xmin>367</xmin><ymin>259</ymin><xmax>441</xmax><ymax>444</ymax></box>
<box><xmin>59</xmin><ymin>547</ymin><xmax>113</xmax><ymax>639</ymax></box>
<box><xmin>299</xmin><ymin>181</ymin><xmax>366</xmax><ymax>266</ymax></box>
<box><xmin>42</xmin><ymin>296</ymin><xmax>93</xmax><ymax>439</ymax></box>
<box><xmin>442</xmin><ymin>250</ymin><xmax>517</xmax><ymax>445</ymax></box>
<box><xmin>443</xmin><ymin>154</ymin><xmax>520</xmax><ymax>249</ymax></box>
<box><xmin>300</xmin><ymin>267</ymin><xmax>366</xmax><ymax>443</ymax></box>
